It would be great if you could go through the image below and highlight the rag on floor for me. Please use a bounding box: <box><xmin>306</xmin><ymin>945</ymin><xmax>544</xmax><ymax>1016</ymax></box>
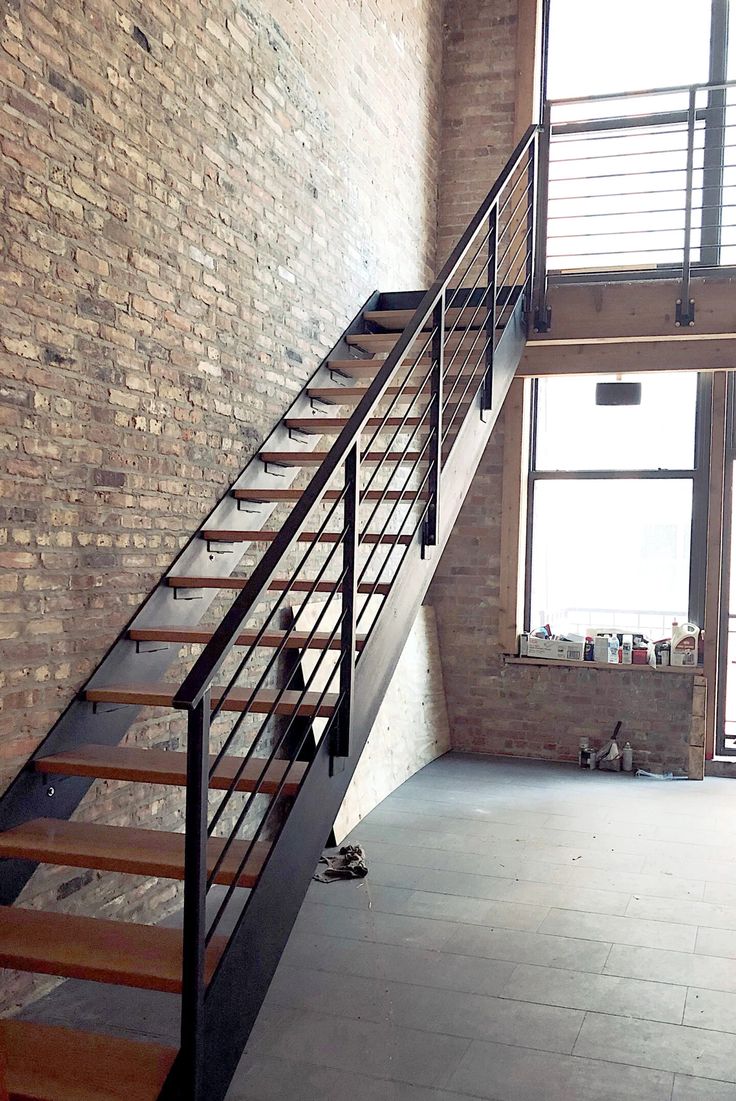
<box><xmin>313</xmin><ymin>843</ymin><xmax>368</xmax><ymax>883</ymax></box>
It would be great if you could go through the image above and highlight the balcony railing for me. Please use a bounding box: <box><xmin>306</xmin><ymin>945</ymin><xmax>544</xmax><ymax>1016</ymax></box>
<box><xmin>533</xmin><ymin>79</ymin><xmax>736</xmax><ymax>327</ymax></box>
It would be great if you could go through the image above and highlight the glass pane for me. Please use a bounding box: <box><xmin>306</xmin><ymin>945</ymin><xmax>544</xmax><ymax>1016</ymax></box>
<box><xmin>548</xmin><ymin>0</ymin><xmax>712</xmax><ymax>100</ymax></box>
<box><xmin>529</xmin><ymin>479</ymin><xmax>693</xmax><ymax>638</ymax></box>
<box><xmin>534</xmin><ymin>373</ymin><xmax>698</xmax><ymax>471</ymax></box>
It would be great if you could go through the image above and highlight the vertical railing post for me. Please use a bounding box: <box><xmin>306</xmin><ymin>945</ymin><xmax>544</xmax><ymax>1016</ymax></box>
<box><xmin>423</xmin><ymin>292</ymin><xmax>444</xmax><ymax>554</ymax></box>
<box><xmin>525</xmin><ymin>134</ymin><xmax>539</xmax><ymax>331</ymax></box>
<box><xmin>331</xmin><ymin>440</ymin><xmax>359</xmax><ymax>771</ymax></box>
<box><xmin>533</xmin><ymin>103</ymin><xmax>551</xmax><ymax>332</ymax></box>
<box><xmin>677</xmin><ymin>86</ymin><xmax>698</xmax><ymax>327</ymax></box>
<box><xmin>481</xmin><ymin>206</ymin><xmax>497</xmax><ymax>417</ymax></box>
<box><xmin>180</xmin><ymin>689</ymin><xmax>210</xmax><ymax>1101</ymax></box>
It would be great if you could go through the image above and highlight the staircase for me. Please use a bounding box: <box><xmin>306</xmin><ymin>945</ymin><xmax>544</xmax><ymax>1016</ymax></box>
<box><xmin>0</xmin><ymin>127</ymin><xmax>539</xmax><ymax>1101</ymax></box>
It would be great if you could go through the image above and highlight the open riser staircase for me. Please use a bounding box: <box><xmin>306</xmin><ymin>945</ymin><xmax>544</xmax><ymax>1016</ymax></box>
<box><xmin>0</xmin><ymin>129</ymin><xmax>538</xmax><ymax>1101</ymax></box>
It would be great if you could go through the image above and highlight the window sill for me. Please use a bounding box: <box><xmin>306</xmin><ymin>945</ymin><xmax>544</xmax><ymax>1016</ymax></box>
<box><xmin>504</xmin><ymin>655</ymin><xmax>703</xmax><ymax>676</ymax></box>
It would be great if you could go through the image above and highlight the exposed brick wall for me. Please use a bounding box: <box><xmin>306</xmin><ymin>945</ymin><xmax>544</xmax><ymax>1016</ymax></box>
<box><xmin>429</xmin><ymin>0</ymin><xmax>698</xmax><ymax>776</ymax></box>
<box><xmin>437</xmin><ymin>0</ymin><xmax>518</xmax><ymax>264</ymax></box>
<box><xmin>0</xmin><ymin>0</ymin><xmax>443</xmax><ymax>1011</ymax></box>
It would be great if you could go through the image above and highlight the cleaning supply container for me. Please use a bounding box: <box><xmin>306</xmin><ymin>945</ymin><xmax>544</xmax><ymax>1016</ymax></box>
<box><xmin>671</xmin><ymin>622</ymin><xmax>699</xmax><ymax>667</ymax></box>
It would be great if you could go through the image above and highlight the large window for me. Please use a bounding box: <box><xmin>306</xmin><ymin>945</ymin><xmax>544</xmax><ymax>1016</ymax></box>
<box><xmin>526</xmin><ymin>373</ymin><xmax>709</xmax><ymax>639</ymax></box>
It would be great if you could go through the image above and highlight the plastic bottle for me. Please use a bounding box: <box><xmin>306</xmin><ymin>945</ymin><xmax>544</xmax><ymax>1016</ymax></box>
<box><xmin>622</xmin><ymin>742</ymin><xmax>633</xmax><ymax>772</ymax></box>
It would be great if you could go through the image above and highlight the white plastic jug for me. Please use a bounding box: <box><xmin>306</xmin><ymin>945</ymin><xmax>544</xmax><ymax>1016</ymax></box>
<box><xmin>671</xmin><ymin>622</ymin><xmax>699</xmax><ymax>667</ymax></box>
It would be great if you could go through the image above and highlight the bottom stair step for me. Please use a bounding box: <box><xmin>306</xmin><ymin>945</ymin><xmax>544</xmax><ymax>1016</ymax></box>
<box><xmin>0</xmin><ymin>906</ymin><xmax>225</xmax><ymax>992</ymax></box>
<box><xmin>0</xmin><ymin>819</ymin><xmax>270</xmax><ymax>887</ymax></box>
<box><xmin>0</xmin><ymin>1019</ymin><xmax>176</xmax><ymax>1101</ymax></box>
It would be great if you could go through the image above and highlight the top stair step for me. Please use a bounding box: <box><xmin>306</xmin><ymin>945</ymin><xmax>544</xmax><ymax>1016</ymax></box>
<box><xmin>0</xmin><ymin>904</ymin><xmax>225</xmax><ymax>993</ymax></box>
<box><xmin>0</xmin><ymin>1019</ymin><xmax>176</xmax><ymax>1101</ymax></box>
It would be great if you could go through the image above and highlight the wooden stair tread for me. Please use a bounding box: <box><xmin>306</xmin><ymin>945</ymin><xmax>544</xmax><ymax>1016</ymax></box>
<box><xmin>128</xmin><ymin>625</ymin><xmax>365</xmax><ymax>651</ymax></box>
<box><xmin>35</xmin><ymin>744</ymin><xmax>308</xmax><ymax>795</ymax></box>
<box><xmin>259</xmin><ymin>450</ymin><xmax>426</xmax><ymax>466</ymax></box>
<box><xmin>326</xmin><ymin>358</ymin><xmax>432</xmax><ymax>376</ymax></box>
<box><xmin>1</xmin><ymin>1020</ymin><xmax>176</xmax><ymax>1101</ymax></box>
<box><xmin>307</xmin><ymin>383</ymin><xmax>471</xmax><ymax>401</ymax></box>
<box><xmin>284</xmin><ymin>415</ymin><xmax>427</xmax><ymax>432</ymax></box>
<box><xmin>346</xmin><ymin>330</ymin><xmax>485</xmax><ymax>353</ymax></box>
<box><xmin>0</xmin><ymin>819</ymin><xmax>271</xmax><ymax>887</ymax></box>
<box><xmin>0</xmin><ymin>905</ymin><xmax>225</xmax><ymax>993</ymax></box>
<box><xmin>85</xmin><ymin>685</ymin><xmax>337</xmax><ymax>717</ymax></box>
<box><xmin>166</xmin><ymin>576</ymin><xmax>391</xmax><ymax>596</ymax></box>
<box><xmin>201</xmin><ymin>529</ymin><xmax>413</xmax><ymax>545</ymax></box>
<box><xmin>363</xmin><ymin>307</ymin><xmax>482</xmax><ymax>329</ymax></box>
<box><xmin>233</xmin><ymin>487</ymin><xmax>425</xmax><ymax>503</ymax></box>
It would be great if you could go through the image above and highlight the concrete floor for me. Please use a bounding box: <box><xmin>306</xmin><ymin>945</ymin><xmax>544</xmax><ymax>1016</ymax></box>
<box><xmin>19</xmin><ymin>753</ymin><xmax>736</xmax><ymax>1100</ymax></box>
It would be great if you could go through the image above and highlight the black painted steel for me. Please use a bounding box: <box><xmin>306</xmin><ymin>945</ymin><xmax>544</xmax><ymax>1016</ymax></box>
<box><xmin>158</xmin><ymin>127</ymin><xmax>538</xmax><ymax>1101</ymax></box>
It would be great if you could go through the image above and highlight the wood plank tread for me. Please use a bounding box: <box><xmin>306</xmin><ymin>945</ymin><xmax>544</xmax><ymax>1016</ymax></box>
<box><xmin>201</xmin><ymin>529</ymin><xmax>413</xmax><ymax>545</ymax></box>
<box><xmin>85</xmin><ymin>685</ymin><xmax>337</xmax><ymax>717</ymax></box>
<box><xmin>259</xmin><ymin>450</ymin><xmax>426</xmax><ymax>466</ymax></box>
<box><xmin>363</xmin><ymin>307</ymin><xmax>483</xmax><ymax>329</ymax></box>
<box><xmin>1</xmin><ymin>1019</ymin><xmax>176</xmax><ymax>1101</ymax></box>
<box><xmin>0</xmin><ymin>905</ymin><xmax>225</xmax><ymax>993</ymax></box>
<box><xmin>34</xmin><ymin>744</ymin><xmax>308</xmax><ymax>796</ymax></box>
<box><xmin>326</xmin><ymin>358</ymin><xmax>432</xmax><ymax>376</ymax></box>
<box><xmin>166</xmin><ymin>576</ymin><xmax>391</xmax><ymax>596</ymax></box>
<box><xmin>233</xmin><ymin>488</ymin><xmax>426</xmax><ymax>503</ymax></box>
<box><xmin>0</xmin><ymin>819</ymin><xmax>271</xmax><ymax>887</ymax></box>
<box><xmin>128</xmin><ymin>625</ymin><xmax>365</xmax><ymax>651</ymax></box>
<box><xmin>307</xmin><ymin>383</ymin><xmax>472</xmax><ymax>401</ymax></box>
<box><xmin>346</xmin><ymin>330</ymin><xmax>487</xmax><ymax>353</ymax></box>
<box><xmin>284</xmin><ymin>415</ymin><xmax>427</xmax><ymax>432</ymax></box>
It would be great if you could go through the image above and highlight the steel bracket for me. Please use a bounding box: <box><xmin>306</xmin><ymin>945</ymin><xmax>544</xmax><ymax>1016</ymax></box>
<box><xmin>675</xmin><ymin>298</ymin><xmax>696</xmax><ymax>327</ymax></box>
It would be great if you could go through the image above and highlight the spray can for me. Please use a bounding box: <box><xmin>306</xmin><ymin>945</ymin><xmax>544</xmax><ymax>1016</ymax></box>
<box><xmin>622</xmin><ymin>742</ymin><xmax>633</xmax><ymax>772</ymax></box>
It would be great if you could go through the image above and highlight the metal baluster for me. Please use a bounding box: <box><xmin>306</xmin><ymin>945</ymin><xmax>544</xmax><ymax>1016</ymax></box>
<box><xmin>180</xmin><ymin>688</ymin><xmax>210</xmax><ymax>1101</ymax></box>
<box><xmin>331</xmin><ymin>441</ymin><xmax>359</xmax><ymax>772</ymax></box>
<box><xmin>533</xmin><ymin>103</ymin><xmax>551</xmax><ymax>332</ymax></box>
<box><xmin>677</xmin><ymin>87</ymin><xmax>698</xmax><ymax>327</ymax></box>
<box><xmin>525</xmin><ymin>136</ymin><xmax>539</xmax><ymax>333</ymax></box>
<box><xmin>423</xmin><ymin>292</ymin><xmax>444</xmax><ymax>554</ymax></box>
<box><xmin>481</xmin><ymin>209</ymin><xmax>497</xmax><ymax>417</ymax></box>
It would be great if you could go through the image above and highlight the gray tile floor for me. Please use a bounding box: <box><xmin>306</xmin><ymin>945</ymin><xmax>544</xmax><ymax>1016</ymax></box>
<box><xmin>18</xmin><ymin>754</ymin><xmax>736</xmax><ymax>1099</ymax></box>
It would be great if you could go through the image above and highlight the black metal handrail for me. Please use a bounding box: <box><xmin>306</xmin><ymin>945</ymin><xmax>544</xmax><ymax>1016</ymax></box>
<box><xmin>171</xmin><ymin>123</ymin><xmax>539</xmax><ymax>1098</ymax></box>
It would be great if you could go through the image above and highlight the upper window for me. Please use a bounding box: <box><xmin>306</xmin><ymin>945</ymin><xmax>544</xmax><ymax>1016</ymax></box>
<box><xmin>547</xmin><ymin>0</ymin><xmax>713</xmax><ymax>101</ymax></box>
<box><xmin>526</xmin><ymin>374</ymin><xmax>706</xmax><ymax>640</ymax></box>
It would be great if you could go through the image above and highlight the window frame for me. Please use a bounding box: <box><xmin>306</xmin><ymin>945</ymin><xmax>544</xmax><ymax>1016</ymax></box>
<box><xmin>522</xmin><ymin>373</ymin><xmax>712</xmax><ymax>635</ymax></box>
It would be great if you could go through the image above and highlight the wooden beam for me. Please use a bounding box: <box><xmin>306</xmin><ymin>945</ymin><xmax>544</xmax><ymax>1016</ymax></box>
<box><xmin>704</xmin><ymin>372</ymin><xmax>729</xmax><ymax>760</ymax></box>
<box><xmin>543</xmin><ymin>277</ymin><xmax>736</xmax><ymax>340</ymax></box>
<box><xmin>514</xmin><ymin>0</ymin><xmax>544</xmax><ymax>139</ymax></box>
<box><xmin>519</xmin><ymin>337</ymin><xmax>736</xmax><ymax>377</ymax></box>
<box><xmin>498</xmin><ymin>379</ymin><xmax>531</xmax><ymax>652</ymax></box>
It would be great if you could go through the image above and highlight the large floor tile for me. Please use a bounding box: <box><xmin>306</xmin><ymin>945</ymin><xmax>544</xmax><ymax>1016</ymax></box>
<box><xmin>447</xmin><ymin>1039</ymin><xmax>673</xmax><ymax>1101</ymax></box>
<box><xmin>539</xmin><ymin>907</ymin><xmax>696</xmax><ymax>952</ymax></box>
<box><xmin>574</xmin><ymin>1011</ymin><xmax>736</xmax><ymax>1081</ymax></box>
<box><xmin>672</xmin><ymin>1074</ymin><xmax>736</xmax><ymax>1100</ymax></box>
<box><xmin>282</xmin><ymin>930</ymin><xmax>518</xmax><ymax>997</ymax></box>
<box><xmin>683</xmin><ymin>987</ymin><xmax>736</xmax><ymax>1033</ymax></box>
<box><xmin>605</xmin><ymin>944</ymin><xmax>736</xmax><ymax>993</ymax></box>
<box><xmin>500</xmin><ymin>962</ymin><xmax>686</xmax><ymax>1024</ymax></box>
<box><xmin>247</xmin><ymin>1005</ymin><xmax>471</xmax><ymax>1089</ymax></box>
<box><xmin>627</xmin><ymin>894</ymin><xmax>736</xmax><ymax>931</ymax></box>
<box><xmin>444</xmin><ymin>925</ymin><xmax>611</xmax><ymax>972</ymax></box>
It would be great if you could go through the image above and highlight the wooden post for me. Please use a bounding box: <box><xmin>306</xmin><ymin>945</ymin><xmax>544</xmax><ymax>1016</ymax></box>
<box><xmin>498</xmin><ymin>378</ymin><xmax>531</xmax><ymax>652</ymax></box>
<box><xmin>704</xmin><ymin>371</ymin><xmax>729</xmax><ymax>758</ymax></box>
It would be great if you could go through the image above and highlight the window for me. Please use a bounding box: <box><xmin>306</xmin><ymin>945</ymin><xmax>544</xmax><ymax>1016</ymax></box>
<box><xmin>525</xmin><ymin>373</ymin><xmax>709</xmax><ymax>640</ymax></box>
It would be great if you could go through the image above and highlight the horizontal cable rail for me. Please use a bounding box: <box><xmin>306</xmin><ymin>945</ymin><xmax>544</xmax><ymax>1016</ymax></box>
<box><xmin>535</xmin><ymin>79</ymin><xmax>736</xmax><ymax>307</ymax></box>
<box><xmin>173</xmin><ymin>124</ymin><xmax>539</xmax><ymax>1094</ymax></box>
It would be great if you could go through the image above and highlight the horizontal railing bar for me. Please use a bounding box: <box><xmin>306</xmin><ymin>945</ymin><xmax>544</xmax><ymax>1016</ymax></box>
<box><xmin>548</xmin><ymin>76</ymin><xmax>736</xmax><ymax>109</ymax></box>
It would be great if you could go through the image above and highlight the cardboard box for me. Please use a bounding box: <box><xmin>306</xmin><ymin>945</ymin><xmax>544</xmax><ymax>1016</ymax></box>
<box><xmin>525</xmin><ymin>637</ymin><xmax>585</xmax><ymax>662</ymax></box>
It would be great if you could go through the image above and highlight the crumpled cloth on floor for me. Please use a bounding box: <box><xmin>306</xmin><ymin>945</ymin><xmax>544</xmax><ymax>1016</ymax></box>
<box><xmin>313</xmin><ymin>844</ymin><xmax>368</xmax><ymax>883</ymax></box>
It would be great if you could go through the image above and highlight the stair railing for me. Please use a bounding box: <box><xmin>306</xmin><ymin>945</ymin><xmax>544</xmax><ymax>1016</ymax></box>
<box><xmin>170</xmin><ymin>123</ymin><xmax>539</xmax><ymax>1098</ymax></box>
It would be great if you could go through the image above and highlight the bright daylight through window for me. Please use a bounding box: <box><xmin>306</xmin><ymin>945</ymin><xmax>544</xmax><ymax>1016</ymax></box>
<box><xmin>526</xmin><ymin>373</ymin><xmax>704</xmax><ymax>641</ymax></box>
